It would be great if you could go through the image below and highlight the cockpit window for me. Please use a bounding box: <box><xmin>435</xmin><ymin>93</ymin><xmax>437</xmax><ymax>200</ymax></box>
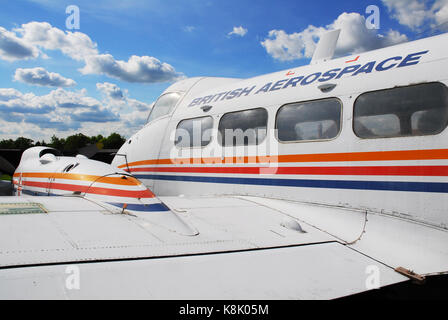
<box><xmin>147</xmin><ymin>92</ymin><xmax>182</xmax><ymax>123</ymax></box>
<box><xmin>39</xmin><ymin>148</ymin><xmax>62</xmax><ymax>158</ymax></box>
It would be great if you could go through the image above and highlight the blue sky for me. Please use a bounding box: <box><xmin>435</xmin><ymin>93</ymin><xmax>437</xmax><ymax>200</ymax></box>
<box><xmin>0</xmin><ymin>0</ymin><xmax>446</xmax><ymax>141</ymax></box>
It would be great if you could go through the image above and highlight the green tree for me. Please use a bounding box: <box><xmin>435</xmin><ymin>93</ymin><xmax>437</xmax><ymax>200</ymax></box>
<box><xmin>0</xmin><ymin>139</ymin><xmax>15</xmax><ymax>149</ymax></box>
<box><xmin>64</xmin><ymin>133</ymin><xmax>90</xmax><ymax>154</ymax></box>
<box><xmin>102</xmin><ymin>133</ymin><xmax>126</xmax><ymax>149</ymax></box>
<box><xmin>48</xmin><ymin>135</ymin><xmax>65</xmax><ymax>151</ymax></box>
<box><xmin>13</xmin><ymin>137</ymin><xmax>34</xmax><ymax>150</ymax></box>
<box><xmin>0</xmin><ymin>132</ymin><xmax>126</xmax><ymax>154</ymax></box>
<box><xmin>89</xmin><ymin>134</ymin><xmax>104</xmax><ymax>144</ymax></box>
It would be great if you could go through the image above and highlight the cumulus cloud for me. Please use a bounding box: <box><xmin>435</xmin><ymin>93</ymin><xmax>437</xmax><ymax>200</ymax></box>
<box><xmin>228</xmin><ymin>26</ymin><xmax>248</xmax><ymax>37</ymax></box>
<box><xmin>96</xmin><ymin>82</ymin><xmax>124</xmax><ymax>100</ymax></box>
<box><xmin>0</xmin><ymin>88</ymin><xmax>22</xmax><ymax>101</ymax></box>
<box><xmin>261</xmin><ymin>26</ymin><xmax>325</xmax><ymax>61</ymax></box>
<box><xmin>261</xmin><ymin>12</ymin><xmax>408</xmax><ymax>61</ymax></box>
<box><xmin>96</xmin><ymin>82</ymin><xmax>152</xmax><ymax>113</ymax></box>
<box><xmin>0</xmin><ymin>88</ymin><xmax>54</xmax><ymax>114</ymax></box>
<box><xmin>332</xmin><ymin>12</ymin><xmax>407</xmax><ymax>56</ymax></box>
<box><xmin>382</xmin><ymin>0</ymin><xmax>429</xmax><ymax>30</ymax></box>
<box><xmin>14</xmin><ymin>67</ymin><xmax>76</xmax><ymax>87</ymax></box>
<box><xmin>0</xmin><ymin>21</ymin><xmax>184</xmax><ymax>84</ymax></box>
<box><xmin>0</xmin><ymin>26</ymin><xmax>39</xmax><ymax>61</ymax></box>
<box><xmin>96</xmin><ymin>82</ymin><xmax>152</xmax><ymax>136</ymax></box>
<box><xmin>0</xmin><ymin>87</ymin><xmax>120</xmax><ymax>133</ymax></box>
<box><xmin>126</xmin><ymin>98</ymin><xmax>151</xmax><ymax>112</ymax></box>
<box><xmin>81</xmin><ymin>54</ymin><xmax>184</xmax><ymax>83</ymax></box>
<box><xmin>121</xmin><ymin>109</ymin><xmax>150</xmax><ymax>128</ymax></box>
<box><xmin>16</xmin><ymin>21</ymin><xmax>98</xmax><ymax>61</ymax></box>
<box><xmin>0</xmin><ymin>81</ymin><xmax>151</xmax><ymax>140</ymax></box>
<box><xmin>382</xmin><ymin>0</ymin><xmax>448</xmax><ymax>30</ymax></box>
<box><xmin>433</xmin><ymin>0</ymin><xmax>448</xmax><ymax>26</ymax></box>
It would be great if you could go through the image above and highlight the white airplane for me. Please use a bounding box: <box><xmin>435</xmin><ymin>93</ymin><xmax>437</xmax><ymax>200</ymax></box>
<box><xmin>1</xmin><ymin>30</ymin><xmax>448</xmax><ymax>300</ymax></box>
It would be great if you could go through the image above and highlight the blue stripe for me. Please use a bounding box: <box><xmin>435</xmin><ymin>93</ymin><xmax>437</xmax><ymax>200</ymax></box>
<box><xmin>20</xmin><ymin>190</ymin><xmax>170</xmax><ymax>212</ymax></box>
<box><xmin>107</xmin><ymin>202</ymin><xmax>170</xmax><ymax>212</ymax></box>
<box><xmin>134</xmin><ymin>174</ymin><xmax>448</xmax><ymax>194</ymax></box>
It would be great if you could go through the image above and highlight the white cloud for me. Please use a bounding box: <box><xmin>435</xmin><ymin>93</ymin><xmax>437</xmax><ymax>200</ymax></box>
<box><xmin>0</xmin><ymin>88</ymin><xmax>22</xmax><ymax>101</ymax></box>
<box><xmin>94</xmin><ymin>82</ymin><xmax>152</xmax><ymax>135</ymax></box>
<box><xmin>81</xmin><ymin>54</ymin><xmax>184</xmax><ymax>83</ymax></box>
<box><xmin>126</xmin><ymin>97</ymin><xmax>151</xmax><ymax>112</ymax></box>
<box><xmin>332</xmin><ymin>12</ymin><xmax>407</xmax><ymax>56</ymax></box>
<box><xmin>382</xmin><ymin>0</ymin><xmax>448</xmax><ymax>30</ymax></box>
<box><xmin>261</xmin><ymin>26</ymin><xmax>325</xmax><ymax>61</ymax></box>
<box><xmin>0</xmin><ymin>21</ymin><xmax>184</xmax><ymax>84</ymax></box>
<box><xmin>96</xmin><ymin>82</ymin><xmax>152</xmax><ymax>113</ymax></box>
<box><xmin>0</xmin><ymin>81</ymin><xmax>152</xmax><ymax>140</ymax></box>
<box><xmin>261</xmin><ymin>12</ymin><xmax>408</xmax><ymax>62</ymax></box>
<box><xmin>183</xmin><ymin>26</ymin><xmax>196</xmax><ymax>33</ymax></box>
<box><xmin>0</xmin><ymin>87</ymin><xmax>120</xmax><ymax>133</ymax></box>
<box><xmin>228</xmin><ymin>26</ymin><xmax>248</xmax><ymax>37</ymax></box>
<box><xmin>14</xmin><ymin>67</ymin><xmax>76</xmax><ymax>87</ymax></box>
<box><xmin>433</xmin><ymin>0</ymin><xmax>448</xmax><ymax>26</ymax></box>
<box><xmin>16</xmin><ymin>21</ymin><xmax>98</xmax><ymax>61</ymax></box>
<box><xmin>382</xmin><ymin>0</ymin><xmax>428</xmax><ymax>30</ymax></box>
<box><xmin>96</xmin><ymin>82</ymin><xmax>124</xmax><ymax>100</ymax></box>
<box><xmin>0</xmin><ymin>26</ymin><xmax>39</xmax><ymax>61</ymax></box>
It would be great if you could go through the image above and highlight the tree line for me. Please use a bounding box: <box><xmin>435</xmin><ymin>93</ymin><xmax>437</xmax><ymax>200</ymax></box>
<box><xmin>0</xmin><ymin>133</ymin><xmax>126</xmax><ymax>154</ymax></box>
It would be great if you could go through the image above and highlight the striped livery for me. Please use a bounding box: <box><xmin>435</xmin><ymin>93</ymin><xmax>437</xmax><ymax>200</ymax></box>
<box><xmin>13</xmin><ymin>147</ymin><xmax>169</xmax><ymax>213</ymax></box>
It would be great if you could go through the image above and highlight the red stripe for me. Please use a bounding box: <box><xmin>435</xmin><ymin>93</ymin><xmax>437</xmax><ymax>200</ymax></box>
<box><xmin>22</xmin><ymin>181</ymin><xmax>154</xmax><ymax>198</ymax></box>
<box><xmin>128</xmin><ymin>166</ymin><xmax>448</xmax><ymax>176</ymax></box>
<box><xmin>119</xmin><ymin>149</ymin><xmax>448</xmax><ymax>168</ymax></box>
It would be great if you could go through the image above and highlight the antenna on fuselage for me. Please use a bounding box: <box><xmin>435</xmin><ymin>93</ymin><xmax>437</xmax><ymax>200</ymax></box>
<box><xmin>310</xmin><ymin>29</ymin><xmax>340</xmax><ymax>65</ymax></box>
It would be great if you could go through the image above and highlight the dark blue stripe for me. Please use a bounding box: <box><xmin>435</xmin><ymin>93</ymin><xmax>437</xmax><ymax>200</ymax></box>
<box><xmin>134</xmin><ymin>174</ymin><xmax>448</xmax><ymax>194</ymax></box>
<box><xmin>107</xmin><ymin>202</ymin><xmax>170</xmax><ymax>212</ymax></box>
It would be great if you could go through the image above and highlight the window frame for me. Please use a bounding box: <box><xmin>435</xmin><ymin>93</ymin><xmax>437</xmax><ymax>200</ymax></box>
<box><xmin>352</xmin><ymin>82</ymin><xmax>448</xmax><ymax>140</ymax></box>
<box><xmin>146</xmin><ymin>92</ymin><xmax>182</xmax><ymax>124</ymax></box>
<box><xmin>218</xmin><ymin>107</ymin><xmax>269</xmax><ymax>147</ymax></box>
<box><xmin>275</xmin><ymin>97</ymin><xmax>343</xmax><ymax>144</ymax></box>
<box><xmin>174</xmin><ymin>115</ymin><xmax>214</xmax><ymax>149</ymax></box>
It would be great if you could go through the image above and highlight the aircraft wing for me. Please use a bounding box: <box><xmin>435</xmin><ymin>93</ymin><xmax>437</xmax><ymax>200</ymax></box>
<box><xmin>1</xmin><ymin>194</ymin><xmax>447</xmax><ymax>299</ymax></box>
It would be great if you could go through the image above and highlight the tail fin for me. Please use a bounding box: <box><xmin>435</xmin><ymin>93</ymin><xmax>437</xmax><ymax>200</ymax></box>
<box><xmin>310</xmin><ymin>29</ymin><xmax>340</xmax><ymax>65</ymax></box>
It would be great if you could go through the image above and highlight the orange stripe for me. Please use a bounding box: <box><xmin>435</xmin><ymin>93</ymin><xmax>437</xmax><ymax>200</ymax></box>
<box><xmin>119</xmin><ymin>149</ymin><xmax>448</xmax><ymax>168</ymax></box>
<box><xmin>12</xmin><ymin>172</ymin><xmax>142</xmax><ymax>186</ymax></box>
<box><xmin>21</xmin><ymin>180</ymin><xmax>155</xmax><ymax>198</ymax></box>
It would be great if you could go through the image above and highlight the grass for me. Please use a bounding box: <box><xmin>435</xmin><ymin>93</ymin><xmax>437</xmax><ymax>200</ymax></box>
<box><xmin>0</xmin><ymin>174</ymin><xmax>12</xmax><ymax>181</ymax></box>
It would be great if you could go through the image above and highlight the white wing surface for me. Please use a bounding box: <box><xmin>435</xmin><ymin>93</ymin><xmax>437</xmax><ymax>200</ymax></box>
<box><xmin>1</xmin><ymin>194</ymin><xmax>435</xmax><ymax>299</ymax></box>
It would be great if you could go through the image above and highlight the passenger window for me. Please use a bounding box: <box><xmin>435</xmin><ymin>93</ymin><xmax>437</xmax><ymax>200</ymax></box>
<box><xmin>218</xmin><ymin>108</ymin><xmax>268</xmax><ymax>146</ymax></box>
<box><xmin>276</xmin><ymin>98</ymin><xmax>342</xmax><ymax>142</ymax></box>
<box><xmin>147</xmin><ymin>92</ymin><xmax>181</xmax><ymax>123</ymax></box>
<box><xmin>354</xmin><ymin>83</ymin><xmax>448</xmax><ymax>138</ymax></box>
<box><xmin>175</xmin><ymin>116</ymin><xmax>213</xmax><ymax>148</ymax></box>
